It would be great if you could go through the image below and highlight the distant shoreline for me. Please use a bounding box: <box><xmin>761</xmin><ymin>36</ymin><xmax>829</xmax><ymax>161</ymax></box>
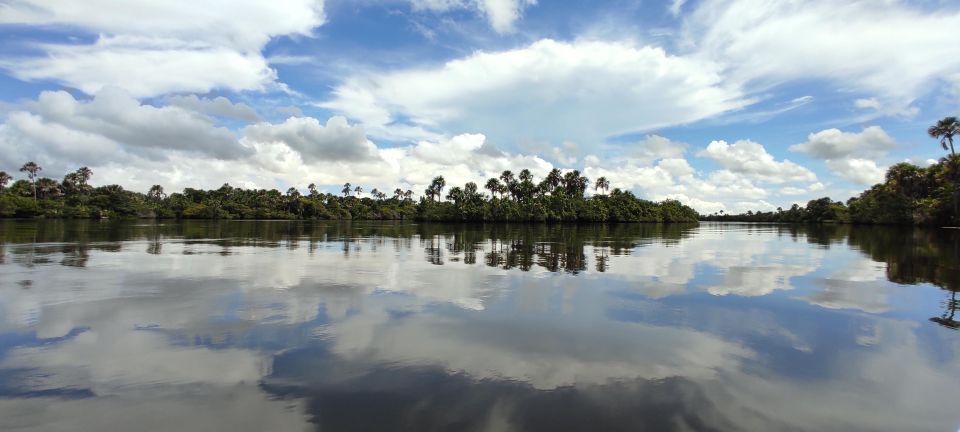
<box><xmin>3</xmin><ymin>153</ymin><xmax>959</xmax><ymax>226</ymax></box>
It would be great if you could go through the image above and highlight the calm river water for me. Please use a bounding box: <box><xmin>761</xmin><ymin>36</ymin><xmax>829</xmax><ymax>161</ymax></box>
<box><xmin>0</xmin><ymin>220</ymin><xmax>957</xmax><ymax>431</ymax></box>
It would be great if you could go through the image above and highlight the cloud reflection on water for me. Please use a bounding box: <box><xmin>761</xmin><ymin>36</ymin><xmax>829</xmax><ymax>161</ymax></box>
<box><xmin>0</xmin><ymin>221</ymin><xmax>957</xmax><ymax>431</ymax></box>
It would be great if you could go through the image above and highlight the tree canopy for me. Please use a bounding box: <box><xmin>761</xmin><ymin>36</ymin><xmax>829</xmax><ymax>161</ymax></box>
<box><xmin>0</xmin><ymin>167</ymin><xmax>699</xmax><ymax>223</ymax></box>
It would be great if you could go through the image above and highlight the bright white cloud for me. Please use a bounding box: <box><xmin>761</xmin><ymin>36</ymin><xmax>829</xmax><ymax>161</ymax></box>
<box><xmin>854</xmin><ymin>98</ymin><xmax>882</xmax><ymax>110</ymax></box>
<box><xmin>777</xmin><ymin>182</ymin><xmax>823</xmax><ymax>196</ymax></box>
<box><xmin>3</xmin><ymin>37</ymin><xmax>278</xmax><ymax>98</ymax></box>
<box><xmin>479</xmin><ymin>0</ymin><xmax>537</xmax><ymax>32</ymax></box>
<box><xmin>790</xmin><ymin>126</ymin><xmax>895</xmax><ymax>185</ymax></box>
<box><xmin>699</xmin><ymin>139</ymin><xmax>817</xmax><ymax>183</ymax></box>
<box><xmin>0</xmin><ymin>88</ymin><xmax>247</xmax><ymax>172</ymax></box>
<box><xmin>243</xmin><ymin>116</ymin><xmax>379</xmax><ymax>163</ymax></box>
<box><xmin>409</xmin><ymin>0</ymin><xmax>536</xmax><ymax>32</ymax></box>
<box><xmin>626</xmin><ymin>135</ymin><xmax>689</xmax><ymax>164</ymax></box>
<box><xmin>685</xmin><ymin>0</ymin><xmax>960</xmax><ymax>115</ymax></box>
<box><xmin>790</xmin><ymin>126</ymin><xmax>895</xmax><ymax>160</ymax></box>
<box><xmin>0</xmin><ymin>0</ymin><xmax>324</xmax><ymax>50</ymax></box>
<box><xmin>583</xmin><ymin>159</ymin><xmax>772</xmax><ymax>214</ymax></box>
<box><xmin>0</xmin><ymin>0</ymin><xmax>325</xmax><ymax>97</ymax></box>
<box><xmin>826</xmin><ymin>159</ymin><xmax>887</xmax><ymax>186</ymax></box>
<box><xmin>322</xmin><ymin>39</ymin><xmax>747</xmax><ymax>145</ymax></box>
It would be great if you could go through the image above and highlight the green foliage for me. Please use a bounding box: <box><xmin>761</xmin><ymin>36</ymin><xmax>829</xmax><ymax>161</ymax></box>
<box><xmin>0</xmin><ymin>166</ymin><xmax>699</xmax><ymax>223</ymax></box>
<box><xmin>704</xmin><ymin>156</ymin><xmax>960</xmax><ymax>226</ymax></box>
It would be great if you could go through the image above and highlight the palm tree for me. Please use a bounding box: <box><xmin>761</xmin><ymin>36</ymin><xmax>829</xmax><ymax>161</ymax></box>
<box><xmin>62</xmin><ymin>172</ymin><xmax>80</xmax><ymax>194</ymax></box>
<box><xmin>498</xmin><ymin>170</ymin><xmax>515</xmax><ymax>199</ymax></box>
<box><xmin>518</xmin><ymin>169</ymin><xmax>533</xmax><ymax>183</ymax></box>
<box><xmin>76</xmin><ymin>166</ymin><xmax>92</xmax><ymax>188</ymax></box>
<box><xmin>370</xmin><ymin>188</ymin><xmax>380</xmax><ymax>199</ymax></box>
<box><xmin>464</xmin><ymin>181</ymin><xmax>480</xmax><ymax>198</ymax></box>
<box><xmin>594</xmin><ymin>177</ymin><xmax>610</xmax><ymax>195</ymax></box>
<box><xmin>563</xmin><ymin>170</ymin><xmax>589</xmax><ymax>197</ymax></box>
<box><xmin>404</xmin><ymin>189</ymin><xmax>414</xmax><ymax>201</ymax></box>
<box><xmin>544</xmin><ymin>168</ymin><xmax>562</xmax><ymax>194</ymax></box>
<box><xmin>36</xmin><ymin>178</ymin><xmax>61</xmax><ymax>199</ymax></box>
<box><xmin>428</xmin><ymin>176</ymin><xmax>446</xmax><ymax>201</ymax></box>
<box><xmin>499</xmin><ymin>170</ymin><xmax>515</xmax><ymax>185</ymax></box>
<box><xmin>342</xmin><ymin>183</ymin><xmax>352</xmax><ymax>197</ymax></box>
<box><xmin>394</xmin><ymin>188</ymin><xmax>404</xmax><ymax>200</ymax></box>
<box><xmin>0</xmin><ymin>171</ymin><xmax>11</xmax><ymax>192</ymax></box>
<box><xmin>485</xmin><ymin>178</ymin><xmax>503</xmax><ymax>199</ymax></box>
<box><xmin>928</xmin><ymin>116</ymin><xmax>959</xmax><ymax>156</ymax></box>
<box><xmin>354</xmin><ymin>185</ymin><xmax>363</xmax><ymax>197</ymax></box>
<box><xmin>19</xmin><ymin>161</ymin><xmax>41</xmax><ymax>201</ymax></box>
<box><xmin>446</xmin><ymin>186</ymin><xmax>464</xmax><ymax>205</ymax></box>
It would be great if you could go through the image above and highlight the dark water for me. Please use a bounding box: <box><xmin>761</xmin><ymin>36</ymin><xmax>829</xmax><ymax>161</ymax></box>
<box><xmin>0</xmin><ymin>221</ymin><xmax>957</xmax><ymax>432</ymax></box>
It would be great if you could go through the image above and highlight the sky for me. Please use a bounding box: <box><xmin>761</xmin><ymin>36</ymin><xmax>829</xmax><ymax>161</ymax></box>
<box><xmin>0</xmin><ymin>0</ymin><xmax>959</xmax><ymax>214</ymax></box>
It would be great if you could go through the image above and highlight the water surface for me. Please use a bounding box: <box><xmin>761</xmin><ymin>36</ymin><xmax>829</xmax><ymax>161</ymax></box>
<box><xmin>0</xmin><ymin>221</ymin><xmax>957</xmax><ymax>431</ymax></box>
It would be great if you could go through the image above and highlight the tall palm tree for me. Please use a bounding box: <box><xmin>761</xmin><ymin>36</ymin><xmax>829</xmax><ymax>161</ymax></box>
<box><xmin>594</xmin><ymin>177</ymin><xmax>610</xmax><ymax>195</ymax></box>
<box><xmin>354</xmin><ymin>185</ymin><xmax>363</xmax><ymax>197</ymax></box>
<box><xmin>498</xmin><ymin>170</ymin><xmax>515</xmax><ymax>199</ymax></box>
<box><xmin>394</xmin><ymin>188</ymin><xmax>404</xmax><ymax>200</ymax></box>
<box><xmin>485</xmin><ymin>178</ymin><xmax>502</xmax><ymax>199</ymax></box>
<box><xmin>19</xmin><ymin>161</ymin><xmax>41</xmax><ymax>201</ymax></box>
<box><xmin>446</xmin><ymin>186</ymin><xmax>464</xmax><ymax>205</ymax></box>
<box><xmin>928</xmin><ymin>116</ymin><xmax>959</xmax><ymax>156</ymax></box>
<box><xmin>544</xmin><ymin>168</ymin><xmax>562</xmax><ymax>193</ymax></box>
<box><xmin>370</xmin><ymin>188</ymin><xmax>380</xmax><ymax>199</ymax></box>
<box><xmin>428</xmin><ymin>176</ymin><xmax>446</xmax><ymax>201</ymax></box>
<box><xmin>36</xmin><ymin>178</ymin><xmax>61</xmax><ymax>199</ymax></box>
<box><xmin>518</xmin><ymin>169</ymin><xmax>533</xmax><ymax>182</ymax></box>
<box><xmin>76</xmin><ymin>166</ymin><xmax>93</xmax><ymax>189</ymax></box>
<box><xmin>563</xmin><ymin>170</ymin><xmax>588</xmax><ymax>196</ymax></box>
<box><xmin>342</xmin><ymin>183</ymin><xmax>352</xmax><ymax>197</ymax></box>
<box><xmin>499</xmin><ymin>170</ymin><xmax>515</xmax><ymax>185</ymax></box>
<box><xmin>0</xmin><ymin>171</ymin><xmax>11</xmax><ymax>192</ymax></box>
<box><xmin>62</xmin><ymin>172</ymin><xmax>80</xmax><ymax>194</ymax></box>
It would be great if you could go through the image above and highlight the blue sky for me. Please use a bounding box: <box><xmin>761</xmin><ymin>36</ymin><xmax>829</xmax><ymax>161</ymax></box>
<box><xmin>1</xmin><ymin>0</ymin><xmax>959</xmax><ymax>213</ymax></box>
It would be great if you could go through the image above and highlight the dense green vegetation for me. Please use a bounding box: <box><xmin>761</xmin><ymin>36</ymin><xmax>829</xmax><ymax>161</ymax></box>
<box><xmin>702</xmin><ymin>155</ymin><xmax>960</xmax><ymax>226</ymax></box>
<box><xmin>703</xmin><ymin>116</ymin><xmax>960</xmax><ymax>226</ymax></box>
<box><xmin>0</xmin><ymin>165</ymin><xmax>699</xmax><ymax>223</ymax></box>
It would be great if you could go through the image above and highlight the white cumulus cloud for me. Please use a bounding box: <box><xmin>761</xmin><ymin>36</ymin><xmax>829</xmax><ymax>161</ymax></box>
<box><xmin>0</xmin><ymin>87</ymin><xmax>247</xmax><ymax>173</ymax></box>
<box><xmin>790</xmin><ymin>126</ymin><xmax>895</xmax><ymax>185</ymax></box>
<box><xmin>323</xmin><ymin>39</ymin><xmax>747</xmax><ymax>147</ymax></box>
<box><xmin>685</xmin><ymin>0</ymin><xmax>960</xmax><ymax>115</ymax></box>
<box><xmin>243</xmin><ymin>116</ymin><xmax>379</xmax><ymax>163</ymax></box>
<box><xmin>0</xmin><ymin>0</ymin><xmax>325</xmax><ymax>97</ymax></box>
<box><xmin>699</xmin><ymin>139</ymin><xmax>817</xmax><ymax>183</ymax></box>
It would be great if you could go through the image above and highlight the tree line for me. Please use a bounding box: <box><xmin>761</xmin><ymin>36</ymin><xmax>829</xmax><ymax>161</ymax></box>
<box><xmin>3</xmin><ymin>116</ymin><xmax>957</xmax><ymax>225</ymax></box>
<box><xmin>703</xmin><ymin>116</ymin><xmax>960</xmax><ymax>226</ymax></box>
<box><xmin>0</xmin><ymin>164</ymin><xmax>699</xmax><ymax>223</ymax></box>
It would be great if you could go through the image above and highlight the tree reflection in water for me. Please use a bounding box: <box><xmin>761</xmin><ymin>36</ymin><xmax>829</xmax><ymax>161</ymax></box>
<box><xmin>1</xmin><ymin>220</ymin><xmax>958</xmax><ymax>328</ymax></box>
<box><xmin>2</xmin><ymin>220</ymin><xmax>959</xmax><ymax>431</ymax></box>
